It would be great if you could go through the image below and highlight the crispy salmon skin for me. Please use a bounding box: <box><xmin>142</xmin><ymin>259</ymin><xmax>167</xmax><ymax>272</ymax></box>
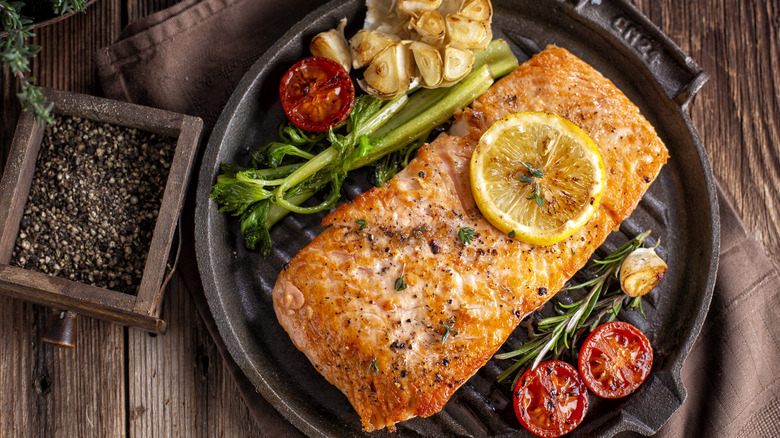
<box><xmin>272</xmin><ymin>46</ymin><xmax>668</xmax><ymax>432</ymax></box>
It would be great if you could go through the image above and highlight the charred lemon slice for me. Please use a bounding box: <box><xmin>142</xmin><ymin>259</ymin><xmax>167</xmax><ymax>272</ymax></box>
<box><xmin>470</xmin><ymin>112</ymin><xmax>605</xmax><ymax>245</ymax></box>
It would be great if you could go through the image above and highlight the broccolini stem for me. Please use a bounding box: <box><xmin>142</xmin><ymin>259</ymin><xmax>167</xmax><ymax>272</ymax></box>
<box><xmin>272</xmin><ymin>95</ymin><xmax>409</xmax><ymax>214</ymax></box>
<box><xmin>263</xmin><ymin>40</ymin><xmax>518</xmax><ymax>228</ymax></box>
<box><xmin>355</xmin><ymin>64</ymin><xmax>494</xmax><ymax>167</ymax></box>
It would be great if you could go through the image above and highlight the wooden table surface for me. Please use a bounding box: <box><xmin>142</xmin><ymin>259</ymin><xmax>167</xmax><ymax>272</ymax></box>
<box><xmin>1</xmin><ymin>0</ymin><xmax>778</xmax><ymax>436</ymax></box>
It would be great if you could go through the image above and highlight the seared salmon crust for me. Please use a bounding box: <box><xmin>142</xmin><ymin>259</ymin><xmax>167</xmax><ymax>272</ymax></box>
<box><xmin>272</xmin><ymin>46</ymin><xmax>669</xmax><ymax>432</ymax></box>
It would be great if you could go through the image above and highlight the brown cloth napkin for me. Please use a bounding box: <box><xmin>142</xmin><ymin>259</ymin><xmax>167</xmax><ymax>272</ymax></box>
<box><xmin>94</xmin><ymin>1</ymin><xmax>780</xmax><ymax>436</ymax></box>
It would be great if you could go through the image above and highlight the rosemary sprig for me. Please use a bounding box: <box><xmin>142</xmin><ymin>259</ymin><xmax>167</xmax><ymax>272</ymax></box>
<box><xmin>494</xmin><ymin>230</ymin><xmax>652</xmax><ymax>385</ymax></box>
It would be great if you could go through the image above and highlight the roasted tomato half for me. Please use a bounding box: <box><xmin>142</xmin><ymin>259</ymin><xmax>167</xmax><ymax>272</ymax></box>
<box><xmin>279</xmin><ymin>56</ymin><xmax>355</xmax><ymax>132</ymax></box>
<box><xmin>578</xmin><ymin>321</ymin><xmax>653</xmax><ymax>399</ymax></box>
<box><xmin>513</xmin><ymin>360</ymin><xmax>589</xmax><ymax>438</ymax></box>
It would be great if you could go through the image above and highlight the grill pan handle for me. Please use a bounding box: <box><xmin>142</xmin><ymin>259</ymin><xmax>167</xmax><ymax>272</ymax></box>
<box><xmin>571</xmin><ymin>0</ymin><xmax>708</xmax><ymax>110</ymax></box>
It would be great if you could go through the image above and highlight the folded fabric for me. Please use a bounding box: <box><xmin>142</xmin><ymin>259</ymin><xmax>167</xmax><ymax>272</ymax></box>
<box><xmin>654</xmin><ymin>185</ymin><xmax>780</xmax><ymax>437</ymax></box>
<box><xmin>94</xmin><ymin>0</ymin><xmax>323</xmax><ymax>129</ymax></box>
<box><xmin>94</xmin><ymin>1</ymin><xmax>780</xmax><ymax>436</ymax></box>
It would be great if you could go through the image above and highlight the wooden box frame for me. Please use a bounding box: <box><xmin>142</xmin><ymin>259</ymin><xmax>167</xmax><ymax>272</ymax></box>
<box><xmin>0</xmin><ymin>88</ymin><xmax>203</xmax><ymax>334</ymax></box>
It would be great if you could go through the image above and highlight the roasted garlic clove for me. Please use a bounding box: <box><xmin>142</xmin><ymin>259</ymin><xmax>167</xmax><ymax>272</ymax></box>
<box><xmin>410</xmin><ymin>41</ymin><xmax>443</xmax><ymax>87</ymax></box>
<box><xmin>410</xmin><ymin>10</ymin><xmax>446</xmax><ymax>46</ymax></box>
<box><xmin>446</xmin><ymin>14</ymin><xmax>492</xmax><ymax>50</ymax></box>
<box><xmin>310</xmin><ymin>18</ymin><xmax>352</xmax><ymax>72</ymax></box>
<box><xmin>441</xmin><ymin>45</ymin><xmax>475</xmax><ymax>84</ymax></box>
<box><xmin>459</xmin><ymin>0</ymin><xmax>493</xmax><ymax>21</ymax></box>
<box><xmin>362</xmin><ymin>42</ymin><xmax>416</xmax><ymax>98</ymax></box>
<box><xmin>620</xmin><ymin>247</ymin><xmax>668</xmax><ymax>297</ymax></box>
<box><xmin>349</xmin><ymin>29</ymin><xmax>401</xmax><ymax>69</ymax></box>
<box><xmin>397</xmin><ymin>0</ymin><xmax>443</xmax><ymax>17</ymax></box>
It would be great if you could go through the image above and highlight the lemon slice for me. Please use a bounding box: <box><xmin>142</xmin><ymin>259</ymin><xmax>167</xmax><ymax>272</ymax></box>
<box><xmin>470</xmin><ymin>112</ymin><xmax>605</xmax><ymax>245</ymax></box>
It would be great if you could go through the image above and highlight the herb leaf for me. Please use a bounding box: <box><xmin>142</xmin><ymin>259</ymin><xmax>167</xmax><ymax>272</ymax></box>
<box><xmin>355</xmin><ymin>219</ymin><xmax>367</xmax><ymax>230</ymax></box>
<box><xmin>367</xmin><ymin>358</ymin><xmax>379</xmax><ymax>374</ymax></box>
<box><xmin>527</xmin><ymin>185</ymin><xmax>544</xmax><ymax>207</ymax></box>
<box><xmin>458</xmin><ymin>227</ymin><xmax>476</xmax><ymax>245</ymax></box>
<box><xmin>521</xmin><ymin>161</ymin><xmax>545</xmax><ymax>178</ymax></box>
<box><xmin>395</xmin><ymin>277</ymin><xmax>408</xmax><ymax>291</ymax></box>
<box><xmin>441</xmin><ymin>323</ymin><xmax>458</xmax><ymax>344</ymax></box>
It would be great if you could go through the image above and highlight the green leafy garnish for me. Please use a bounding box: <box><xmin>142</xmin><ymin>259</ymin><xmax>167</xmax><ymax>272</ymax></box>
<box><xmin>367</xmin><ymin>358</ymin><xmax>379</xmax><ymax>374</ymax></box>
<box><xmin>521</xmin><ymin>161</ymin><xmax>545</xmax><ymax>178</ymax></box>
<box><xmin>395</xmin><ymin>277</ymin><xmax>408</xmax><ymax>291</ymax></box>
<box><xmin>355</xmin><ymin>219</ymin><xmax>367</xmax><ymax>230</ymax></box>
<box><xmin>527</xmin><ymin>185</ymin><xmax>544</xmax><ymax>207</ymax></box>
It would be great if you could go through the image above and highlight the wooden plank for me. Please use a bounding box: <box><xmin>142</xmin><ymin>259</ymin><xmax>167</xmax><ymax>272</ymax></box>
<box><xmin>0</xmin><ymin>111</ymin><xmax>43</xmax><ymax>264</ymax></box>
<box><xmin>0</xmin><ymin>1</ymin><xmax>128</xmax><ymax>437</ymax></box>
<box><xmin>0</xmin><ymin>297</ymin><xmax>126</xmax><ymax>437</ymax></box>
<box><xmin>134</xmin><ymin>115</ymin><xmax>204</xmax><ymax>317</ymax></box>
<box><xmin>127</xmin><ymin>274</ymin><xmax>264</xmax><ymax>437</ymax></box>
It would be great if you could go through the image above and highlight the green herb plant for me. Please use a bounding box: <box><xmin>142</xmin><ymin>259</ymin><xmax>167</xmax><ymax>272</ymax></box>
<box><xmin>211</xmin><ymin>39</ymin><xmax>519</xmax><ymax>255</ymax></box>
<box><xmin>1</xmin><ymin>0</ymin><xmax>87</xmax><ymax>125</ymax></box>
<box><xmin>494</xmin><ymin>231</ymin><xmax>653</xmax><ymax>385</ymax></box>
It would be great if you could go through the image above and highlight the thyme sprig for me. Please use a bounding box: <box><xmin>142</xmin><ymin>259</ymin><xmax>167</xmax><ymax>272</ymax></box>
<box><xmin>441</xmin><ymin>323</ymin><xmax>458</xmax><ymax>344</ymax></box>
<box><xmin>494</xmin><ymin>230</ymin><xmax>652</xmax><ymax>385</ymax></box>
<box><xmin>520</xmin><ymin>161</ymin><xmax>545</xmax><ymax>206</ymax></box>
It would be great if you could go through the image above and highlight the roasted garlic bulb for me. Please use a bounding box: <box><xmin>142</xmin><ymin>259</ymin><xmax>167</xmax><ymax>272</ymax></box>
<box><xmin>312</xmin><ymin>0</ymin><xmax>493</xmax><ymax>99</ymax></box>
<box><xmin>620</xmin><ymin>247</ymin><xmax>668</xmax><ymax>297</ymax></box>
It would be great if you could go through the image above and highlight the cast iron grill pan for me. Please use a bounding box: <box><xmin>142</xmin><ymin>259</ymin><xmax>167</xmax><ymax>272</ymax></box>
<box><xmin>195</xmin><ymin>0</ymin><xmax>718</xmax><ymax>436</ymax></box>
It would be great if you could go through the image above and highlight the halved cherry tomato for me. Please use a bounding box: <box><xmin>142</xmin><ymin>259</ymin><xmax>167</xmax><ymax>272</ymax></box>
<box><xmin>578</xmin><ymin>321</ymin><xmax>653</xmax><ymax>399</ymax></box>
<box><xmin>279</xmin><ymin>56</ymin><xmax>355</xmax><ymax>132</ymax></box>
<box><xmin>513</xmin><ymin>360</ymin><xmax>589</xmax><ymax>438</ymax></box>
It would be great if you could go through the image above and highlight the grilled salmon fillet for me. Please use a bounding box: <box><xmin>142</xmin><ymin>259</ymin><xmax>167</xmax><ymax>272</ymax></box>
<box><xmin>272</xmin><ymin>46</ymin><xmax>669</xmax><ymax>432</ymax></box>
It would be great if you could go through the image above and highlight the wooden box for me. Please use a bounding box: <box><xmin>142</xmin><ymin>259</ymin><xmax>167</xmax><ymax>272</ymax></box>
<box><xmin>0</xmin><ymin>88</ymin><xmax>203</xmax><ymax>335</ymax></box>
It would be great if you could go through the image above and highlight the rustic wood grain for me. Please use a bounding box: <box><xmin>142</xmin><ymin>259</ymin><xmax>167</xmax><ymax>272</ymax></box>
<box><xmin>634</xmin><ymin>0</ymin><xmax>780</xmax><ymax>263</ymax></box>
<box><xmin>1</xmin><ymin>1</ymin><xmax>778</xmax><ymax>437</ymax></box>
<box><xmin>0</xmin><ymin>297</ymin><xmax>126</xmax><ymax>437</ymax></box>
<box><xmin>127</xmin><ymin>275</ymin><xmax>264</xmax><ymax>438</ymax></box>
<box><xmin>1</xmin><ymin>2</ymin><xmax>130</xmax><ymax>437</ymax></box>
